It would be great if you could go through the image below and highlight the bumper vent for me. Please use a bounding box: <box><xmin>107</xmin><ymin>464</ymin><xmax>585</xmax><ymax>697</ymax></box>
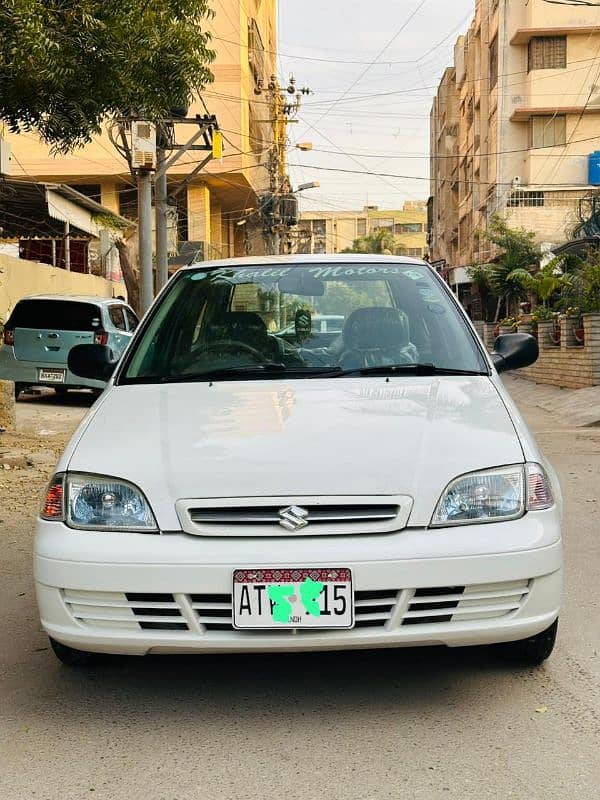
<box><xmin>63</xmin><ymin>590</ymin><xmax>189</xmax><ymax>632</ymax></box>
<box><xmin>402</xmin><ymin>581</ymin><xmax>530</xmax><ymax>626</ymax></box>
<box><xmin>61</xmin><ymin>581</ymin><xmax>530</xmax><ymax>636</ymax></box>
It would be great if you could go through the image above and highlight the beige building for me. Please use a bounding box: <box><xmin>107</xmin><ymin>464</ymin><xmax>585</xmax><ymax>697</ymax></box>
<box><xmin>5</xmin><ymin>1</ymin><xmax>277</xmax><ymax>261</ymax></box>
<box><xmin>429</xmin><ymin>0</ymin><xmax>600</xmax><ymax>291</ymax></box>
<box><xmin>297</xmin><ymin>202</ymin><xmax>428</xmax><ymax>257</ymax></box>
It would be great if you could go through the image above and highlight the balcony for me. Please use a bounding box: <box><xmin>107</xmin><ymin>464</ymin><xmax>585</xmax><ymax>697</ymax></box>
<box><xmin>511</xmin><ymin>26</ymin><xmax>599</xmax><ymax>46</ymax></box>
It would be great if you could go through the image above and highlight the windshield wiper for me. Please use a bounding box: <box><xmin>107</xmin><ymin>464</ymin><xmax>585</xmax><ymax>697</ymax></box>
<box><xmin>159</xmin><ymin>364</ymin><xmax>340</xmax><ymax>383</ymax></box>
<box><xmin>329</xmin><ymin>363</ymin><xmax>488</xmax><ymax>377</ymax></box>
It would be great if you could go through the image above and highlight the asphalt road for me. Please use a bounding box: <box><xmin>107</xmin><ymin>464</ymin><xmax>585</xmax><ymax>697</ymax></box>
<box><xmin>1</xmin><ymin>384</ymin><xmax>599</xmax><ymax>800</ymax></box>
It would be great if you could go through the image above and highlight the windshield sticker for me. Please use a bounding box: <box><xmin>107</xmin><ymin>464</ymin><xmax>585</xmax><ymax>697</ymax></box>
<box><xmin>205</xmin><ymin>264</ymin><xmax>424</xmax><ymax>283</ymax></box>
<box><xmin>190</xmin><ymin>272</ymin><xmax>207</xmax><ymax>281</ymax></box>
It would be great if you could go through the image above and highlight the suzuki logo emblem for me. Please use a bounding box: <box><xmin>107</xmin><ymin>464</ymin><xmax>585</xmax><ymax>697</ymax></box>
<box><xmin>278</xmin><ymin>506</ymin><xmax>309</xmax><ymax>531</ymax></box>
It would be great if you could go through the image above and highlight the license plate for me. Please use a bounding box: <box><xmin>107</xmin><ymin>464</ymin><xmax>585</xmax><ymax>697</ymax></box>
<box><xmin>233</xmin><ymin>567</ymin><xmax>353</xmax><ymax>629</ymax></box>
<box><xmin>38</xmin><ymin>368</ymin><xmax>65</xmax><ymax>383</ymax></box>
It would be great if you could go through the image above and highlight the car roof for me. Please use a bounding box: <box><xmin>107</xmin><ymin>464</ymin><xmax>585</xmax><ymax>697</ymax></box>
<box><xmin>15</xmin><ymin>295</ymin><xmax>128</xmax><ymax>305</ymax></box>
<box><xmin>182</xmin><ymin>254</ymin><xmax>431</xmax><ymax>271</ymax></box>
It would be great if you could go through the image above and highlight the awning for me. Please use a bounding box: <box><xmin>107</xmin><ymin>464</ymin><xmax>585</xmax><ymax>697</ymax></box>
<box><xmin>0</xmin><ymin>179</ymin><xmax>134</xmax><ymax>240</ymax></box>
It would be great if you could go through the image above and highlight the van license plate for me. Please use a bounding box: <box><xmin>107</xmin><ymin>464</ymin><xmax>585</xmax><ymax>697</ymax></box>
<box><xmin>39</xmin><ymin>368</ymin><xmax>65</xmax><ymax>383</ymax></box>
<box><xmin>233</xmin><ymin>568</ymin><xmax>353</xmax><ymax>629</ymax></box>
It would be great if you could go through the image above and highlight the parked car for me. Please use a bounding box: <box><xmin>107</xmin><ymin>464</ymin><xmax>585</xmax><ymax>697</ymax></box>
<box><xmin>34</xmin><ymin>255</ymin><xmax>562</xmax><ymax>667</ymax></box>
<box><xmin>0</xmin><ymin>295</ymin><xmax>138</xmax><ymax>397</ymax></box>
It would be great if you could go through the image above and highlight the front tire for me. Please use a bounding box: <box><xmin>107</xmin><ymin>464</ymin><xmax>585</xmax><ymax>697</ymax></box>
<box><xmin>497</xmin><ymin>619</ymin><xmax>558</xmax><ymax>666</ymax></box>
<box><xmin>49</xmin><ymin>637</ymin><xmax>96</xmax><ymax>667</ymax></box>
<box><xmin>14</xmin><ymin>382</ymin><xmax>25</xmax><ymax>400</ymax></box>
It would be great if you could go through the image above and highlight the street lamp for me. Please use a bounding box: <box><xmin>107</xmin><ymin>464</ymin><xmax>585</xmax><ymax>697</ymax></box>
<box><xmin>296</xmin><ymin>142</ymin><xmax>313</xmax><ymax>152</ymax></box>
<box><xmin>297</xmin><ymin>181</ymin><xmax>320</xmax><ymax>192</ymax></box>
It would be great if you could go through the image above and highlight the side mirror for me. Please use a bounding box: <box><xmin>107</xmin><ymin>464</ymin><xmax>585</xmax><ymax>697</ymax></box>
<box><xmin>491</xmin><ymin>333</ymin><xmax>539</xmax><ymax>374</ymax></box>
<box><xmin>68</xmin><ymin>344</ymin><xmax>118</xmax><ymax>382</ymax></box>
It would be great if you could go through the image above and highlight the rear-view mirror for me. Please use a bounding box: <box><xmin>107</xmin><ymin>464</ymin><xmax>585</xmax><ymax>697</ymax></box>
<box><xmin>491</xmin><ymin>333</ymin><xmax>539</xmax><ymax>374</ymax></box>
<box><xmin>68</xmin><ymin>344</ymin><xmax>119</xmax><ymax>382</ymax></box>
<box><xmin>278</xmin><ymin>273</ymin><xmax>325</xmax><ymax>296</ymax></box>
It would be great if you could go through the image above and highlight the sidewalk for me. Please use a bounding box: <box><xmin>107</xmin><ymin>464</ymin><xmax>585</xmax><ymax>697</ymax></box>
<box><xmin>503</xmin><ymin>374</ymin><xmax>600</xmax><ymax>428</ymax></box>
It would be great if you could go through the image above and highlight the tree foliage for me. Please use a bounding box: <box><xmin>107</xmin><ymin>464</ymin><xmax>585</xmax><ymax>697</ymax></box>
<box><xmin>343</xmin><ymin>228</ymin><xmax>396</xmax><ymax>255</ymax></box>
<box><xmin>468</xmin><ymin>215</ymin><xmax>541</xmax><ymax>321</ymax></box>
<box><xmin>507</xmin><ymin>260</ymin><xmax>571</xmax><ymax>308</ymax></box>
<box><xmin>0</xmin><ymin>0</ymin><xmax>215</xmax><ymax>153</ymax></box>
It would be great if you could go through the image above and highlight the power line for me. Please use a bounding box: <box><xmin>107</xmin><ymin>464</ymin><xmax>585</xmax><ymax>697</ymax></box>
<box><xmin>212</xmin><ymin>9</ymin><xmax>472</xmax><ymax>66</ymax></box>
<box><xmin>287</xmin><ymin>161</ymin><xmax>600</xmax><ymax>188</ymax></box>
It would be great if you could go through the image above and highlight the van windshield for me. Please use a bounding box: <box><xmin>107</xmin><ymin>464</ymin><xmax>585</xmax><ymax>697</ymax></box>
<box><xmin>122</xmin><ymin>263</ymin><xmax>487</xmax><ymax>383</ymax></box>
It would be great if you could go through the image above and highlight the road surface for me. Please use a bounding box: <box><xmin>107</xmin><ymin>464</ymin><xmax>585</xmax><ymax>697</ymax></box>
<box><xmin>1</xmin><ymin>384</ymin><xmax>598</xmax><ymax>799</ymax></box>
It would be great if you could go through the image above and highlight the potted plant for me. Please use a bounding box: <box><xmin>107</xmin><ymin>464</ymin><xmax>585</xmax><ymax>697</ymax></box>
<box><xmin>498</xmin><ymin>316</ymin><xmax>517</xmax><ymax>335</ymax></box>
<box><xmin>564</xmin><ymin>306</ymin><xmax>584</xmax><ymax>345</ymax></box>
<box><xmin>530</xmin><ymin>306</ymin><xmax>554</xmax><ymax>342</ymax></box>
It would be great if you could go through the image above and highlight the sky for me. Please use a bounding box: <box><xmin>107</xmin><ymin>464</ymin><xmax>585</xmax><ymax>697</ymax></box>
<box><xmin>278</xmin><ymin>0</ymin><xmax>474</xmax><ymax>215</ymax></box>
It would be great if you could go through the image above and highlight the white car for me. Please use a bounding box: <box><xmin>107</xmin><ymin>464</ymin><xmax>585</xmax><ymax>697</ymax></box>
<box><xmin>35</xmin><ymin>255</ymin><xmax>562</xmax><ymax>667</ymax></box>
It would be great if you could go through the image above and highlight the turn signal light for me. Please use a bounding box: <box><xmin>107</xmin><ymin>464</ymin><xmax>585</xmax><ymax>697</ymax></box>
<box><xmin>94</xmin><ymin>331</ymin><xmax>109</xmax><ymax>346</ymax></box>
<box><xmin>3</xmin><ymin>328</ymin><xmax>14</xmax><ymax>346</ymax></box>
<box><xmin>41</xmin><ymin>474</ymin><xmax>65</xmax><ymax>520</ymax></box>
<box><xmin>527</xmin><ymin>463</ymin><xmax>554</xmax><ymax>510</ymax></box>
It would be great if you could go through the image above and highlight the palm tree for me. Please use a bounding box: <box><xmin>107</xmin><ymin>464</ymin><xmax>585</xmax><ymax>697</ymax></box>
<box><xmin>481</xmin><ymin>215</ymin><xmax>541</xmax><ymax>321</ymax></box>
<box><xmin>343</xmin><ymin>228</ymin><xmax>396</xmax><ymax>255</ymax></box>
<box><xmin>507</xmin><ymin>259</ymin><xmax>570</xmax><ymax>309</ymax></box>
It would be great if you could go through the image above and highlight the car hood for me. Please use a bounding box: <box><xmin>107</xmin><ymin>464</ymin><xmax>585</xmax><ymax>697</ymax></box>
<box><xmin>67</xmin><ymin>377</ymin><xmax>524</xmax><ymax>529</ymax></box>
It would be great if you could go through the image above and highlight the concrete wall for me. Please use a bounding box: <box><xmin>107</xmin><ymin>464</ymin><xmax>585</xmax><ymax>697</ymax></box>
<box><xmin>0</xmin><ymin>254</ymin><xmax>125</xmax><ymax>323</ymax></box>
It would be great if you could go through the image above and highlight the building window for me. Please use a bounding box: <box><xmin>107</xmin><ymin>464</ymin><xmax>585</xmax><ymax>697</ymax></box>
<box><xmin>489</xmin><ymin>36</ymin><xmax>498</xmax><ymax>89</ymax></box>
<box><xmin>248</xmin><ymin>18</ymin><xmax>265</xmax><ymax>87</ymax></box>
<box><xmin>528</xmin><ymin>36</ymin><xmax>566</xmax><ymax>71</ymax></box>
<box><xmin>70</xmin><ymin>184</ymin><xmax>101</xmax><ymax>201</ymax></box>
<box><xmin>370</xmin><ymin>218</ymin><xmax>394</xmax><ymax>231</ymax></box>
<box><xmin>506</xmin><ymin>191</ymin><xmax>545</xmax><ymax>208</ymax></box>
<box><xmin>394</xmin><ymin>222</ymin><xmax>423</xmax><ymax>234</ymax></box>
<box><xmin>310</xmin><ymin>219</ymin><xmax>327</xmax><ymax>237</ymax></box>
<box><xmin>396</xmin><ymin>247</ymin><xmax>423</xmax><ymax>257</ymax></box>
<box><xmin>530</xmin><ymin>115</ymin><xmax>566</xmax><ymax>148</ymax></box>
<box><xmin>356</xmin><ymin>218</ymin><xmax>367</xmax><ymax>236</ymax></box>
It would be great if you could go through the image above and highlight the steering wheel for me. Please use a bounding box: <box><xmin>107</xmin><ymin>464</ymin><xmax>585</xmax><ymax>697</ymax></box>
<box><xmin>200</xmin><ymin>340</ymin><xmax>268</xmax><ymax>362</ymax></box>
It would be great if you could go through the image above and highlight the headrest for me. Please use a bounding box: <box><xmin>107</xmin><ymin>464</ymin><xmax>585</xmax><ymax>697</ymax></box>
<box><xmin>343</xmin><ymin>307</ymin><xmax>410</xmax><ymax>350</ymax></box>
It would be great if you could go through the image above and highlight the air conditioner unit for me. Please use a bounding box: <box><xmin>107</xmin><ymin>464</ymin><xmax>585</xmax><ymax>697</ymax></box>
<box><xmin>131</xmin><ymin>121</ymin><xmax>157</xmax><ymax>170</ymax></box>
<box><xmin>0</xmin><ymin>139</ymin><xmax>12</xmax><ymax>176</ymax></box>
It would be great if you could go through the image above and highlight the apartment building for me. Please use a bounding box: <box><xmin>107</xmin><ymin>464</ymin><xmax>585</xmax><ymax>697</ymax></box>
<box><xmin>297</xmin><ymin>202</ymin><xmax>428</xmax><ymax>257</ymax></box>
<box><xmin>429</xmin><ymin>0</ymin><xmax>600</xmax><ymax>291</ymax></box>
<box><xmin>6</xmin><ymin>1</ymin><xmax>277</xmax><ymax>261</ymax></box>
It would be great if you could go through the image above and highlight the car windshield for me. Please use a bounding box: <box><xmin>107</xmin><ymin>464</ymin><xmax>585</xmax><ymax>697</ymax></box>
<box><xmin>122</xmin><ymin>262</ymin><xmax>487</xmax><ymax>383</ymax></box>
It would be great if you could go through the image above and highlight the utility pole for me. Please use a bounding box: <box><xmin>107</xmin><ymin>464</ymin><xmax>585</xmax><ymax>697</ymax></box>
<box><xmin>109</xmin><ymin>113</ymin><xmax>220</xmax><ymax>311</ymax></box>
<box><xmin>137</xmin><ymin>171</ymin><xmax>154</xmax><ymax>312</ymax></box>
<box><xmin>262</xmin><ymin>76</ymin><xmax>311</xmax><ymax>255</ymax></box>
<box><xmin>155</xmin><ymin>135</ymin><xmax>169</xmax><ymax>292</ymax></box>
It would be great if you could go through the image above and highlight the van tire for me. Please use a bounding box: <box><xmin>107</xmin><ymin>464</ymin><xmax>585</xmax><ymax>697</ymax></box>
<box><xmin>496</xmin><ymin>619</ymin><xmax>558</xmax><ymax>666</ymax></box>
<box><xmin>49</xmin><ymin>637</ymin><xmax>97</xmax><ymax>667</ymax></box>
<box><xmin>14</xmin><ymin>383</ymin><xmax>25</xmax><ymax>400</ymax></box>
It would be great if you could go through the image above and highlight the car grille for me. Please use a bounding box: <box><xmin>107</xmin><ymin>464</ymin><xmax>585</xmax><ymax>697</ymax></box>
<box><xmin>189</xmin><ymin>505</ymin><xmax>399</xmax><ymax>525</ymax></box>
<box><xmin>63</xmin><ymin>580</ymin><xmax>530</xmax><ymax>635</ymax></box>
<box><xmin>175</xmin><ymin>495</ymin><xmax>412</xmax><ymax>537</ymax></box>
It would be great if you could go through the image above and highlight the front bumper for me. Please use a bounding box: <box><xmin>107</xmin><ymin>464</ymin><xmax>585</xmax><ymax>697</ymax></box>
<box><xmin>34</xmin><ymin>513</ymin><xmax>563</xmax><ymax>655</ymax></box>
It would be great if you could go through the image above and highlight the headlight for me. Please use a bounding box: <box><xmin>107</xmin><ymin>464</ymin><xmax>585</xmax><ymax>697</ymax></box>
<box><xmin>41</xmin><ymin>473</ymin><xmax>158</xmax><ymax>532</ymax></box>
<box><xmin>431</xmin><ymin>463</ymin><xmax>553</xmax><ymax>527</ymax></box>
